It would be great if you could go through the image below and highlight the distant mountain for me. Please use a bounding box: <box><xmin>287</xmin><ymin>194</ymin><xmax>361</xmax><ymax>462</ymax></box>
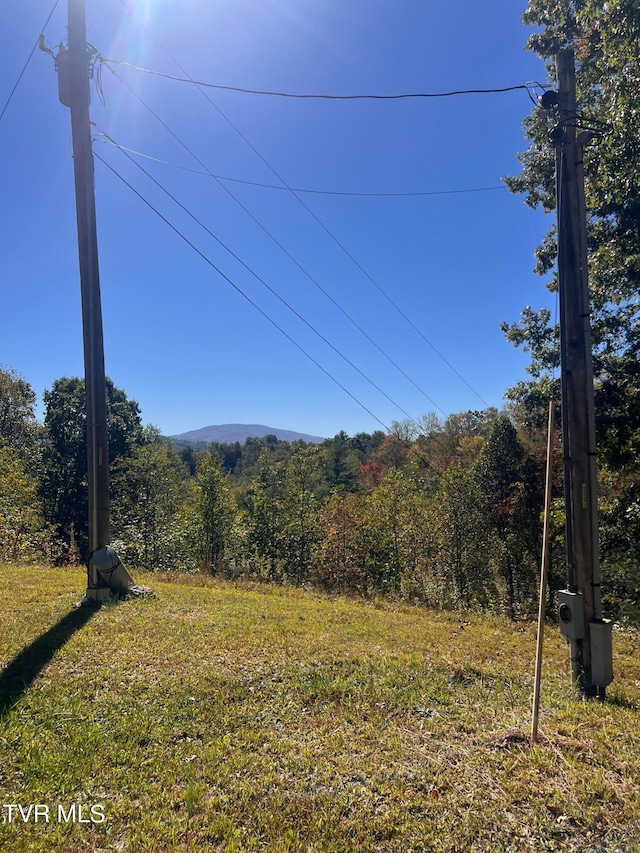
<box><xmin>170</xmin><ymin>424</ymin><xmax>325</xmax><ymax>445</ymax></box>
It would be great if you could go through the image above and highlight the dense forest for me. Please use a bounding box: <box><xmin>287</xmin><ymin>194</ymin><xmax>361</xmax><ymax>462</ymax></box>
<box><xmin>1</xmin><ymin>1</ymin><xmax>639</xmax><ymax>622</ymax></box>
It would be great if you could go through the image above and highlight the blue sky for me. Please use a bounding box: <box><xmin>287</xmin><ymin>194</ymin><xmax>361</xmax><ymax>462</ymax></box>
<box><xmin>0</xmin><ymin>0</ymin><xmax>552</xmax><ymax>439</ymax></box>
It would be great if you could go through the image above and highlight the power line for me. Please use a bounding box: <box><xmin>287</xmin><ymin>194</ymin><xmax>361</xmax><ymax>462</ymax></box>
<box><xmin>95</xmin><ymin>135</ymin><xmax>507</xmax><ymax>198</ymax></box>
<box><xmin>101</xmin><ymin>58</ymin><xmax>542</xmax><ymax>102</ymax></box>
<box><xmin>102</xmin><ymin>67</ymin><xmax>448</xmax><ymax>416</ymax></box>
<box><xmin>97</xmin><ymin>137</ymin><xmax>426</xmax><ymax>426</ymax></box>
<box><xmin>0</xmin><ymin>0</ymin><xmax>60</xmax><ymax>123</ymax></box>
<box><xmin>96</xmin><ymin>150</ymin><xmax>445</xmax><ymax>479</ymax></box>
<box><xmin>153</xmin><ymin>47</ymin><xmax>491</xmax><ymax>408</ymax></box>
<box><xmin>93</xmin><ymin>150</ymin><xmax>415</xmax><ymax>444</ymax></box>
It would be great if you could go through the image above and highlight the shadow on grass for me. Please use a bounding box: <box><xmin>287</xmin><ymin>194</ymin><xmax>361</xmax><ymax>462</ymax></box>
<box><xmin>0</xmin><ymin>604</ymin><xmax>100</xmax><ymax>718</ymax></box>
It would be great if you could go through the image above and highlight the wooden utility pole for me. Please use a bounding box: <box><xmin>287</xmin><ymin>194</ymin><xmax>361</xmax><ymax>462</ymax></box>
<box><xmin>555</xmin><ymin>48</ymin><xmax>611</xmax><ymax>697</ymax></box>
<box><xmin>66</xmin><ymin>0</ymin><xmax>111</xmax><ymax>596</ymax></box>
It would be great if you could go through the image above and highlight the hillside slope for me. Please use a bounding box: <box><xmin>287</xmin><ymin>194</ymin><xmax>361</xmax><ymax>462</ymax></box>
<box><xmin>1</xmin><ymin>566</ymin><xmax>639</xmax><ymax>852</ymax></box>
<box><xmin>171</xmin><ymin>424</ymin><xmax>325</xmax><ymax>444</ymax></box>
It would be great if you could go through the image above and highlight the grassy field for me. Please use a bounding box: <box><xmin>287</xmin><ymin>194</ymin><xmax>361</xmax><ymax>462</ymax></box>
<box><xmin>0</xmin><ymin>564</ymin><xmax>639</xmax><ymax>852</ymax></box>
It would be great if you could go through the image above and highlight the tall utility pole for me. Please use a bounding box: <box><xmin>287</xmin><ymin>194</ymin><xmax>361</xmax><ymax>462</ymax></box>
<box><xmin>554</xmin><ymin>48</ymin><xmax>612</xmax><ymax>697</ymax></box>
<box><xmin>66</xmin><ymin>0</ymin><xmax>111</xmax><ymax>598</ymax></box>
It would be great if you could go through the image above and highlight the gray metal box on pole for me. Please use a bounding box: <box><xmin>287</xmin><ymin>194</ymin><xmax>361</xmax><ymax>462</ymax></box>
<box><xmin>590</xmin><ymin>620</ymin><xmax>613</xmax><ymax>687</ymax></box>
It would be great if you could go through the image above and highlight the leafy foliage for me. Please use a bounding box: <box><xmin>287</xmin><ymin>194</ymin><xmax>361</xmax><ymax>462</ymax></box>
<box><xmin>1</xmin><ymin>357</ymin><xmax>636</xmax><ymax>620</ymax></box>
<box><xmin>502</xmin><ymin>0</ymin><xmax>640</xmax><ymax>616</ymax></box>
<box><xmin>110</xmin><ymin>426</ymin><xmax>193</xmax><ymax>571</ymax></box>
<box><xmin>503</xmin><ymin>0</ymin><xmax>640</xmax><ymax>400</ymax></box>
<box><xmin>0</xmin><ymin>366</ymin><xmax>40</xmax><ymax>470</ymax></box>
<box><xmin>0</xmin><ymin>443</ymin><xmax>53</xmax><ymax>563</ymax></box>
<box><xmin>432</xmin><ymin>464</ymin><xmax>493</xmax><ymax>609</ymax></box>
<box><xmin>192</xmin><ymin>451</ymin><xmax>235</xmax><ymax>574</ymax></box>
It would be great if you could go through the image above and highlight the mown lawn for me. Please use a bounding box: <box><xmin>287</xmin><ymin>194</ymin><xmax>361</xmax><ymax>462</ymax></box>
<box><xmin>0</xmin><ymin>564</ymin><xmax>639</xmax><ymax>852</ymax></box>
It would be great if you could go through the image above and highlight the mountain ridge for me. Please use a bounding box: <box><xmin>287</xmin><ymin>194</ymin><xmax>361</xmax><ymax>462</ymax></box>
<box><xmin>170</xmin><ymin>423</ymin><xmax>325</xmax><ymax>445</ymax></box>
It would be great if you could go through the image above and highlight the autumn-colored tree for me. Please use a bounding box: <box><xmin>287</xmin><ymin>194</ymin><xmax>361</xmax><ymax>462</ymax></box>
<box><xmin>311</xmin><ymin>492</ymin><xmax>370</xmax><ymax>594</ymax></box>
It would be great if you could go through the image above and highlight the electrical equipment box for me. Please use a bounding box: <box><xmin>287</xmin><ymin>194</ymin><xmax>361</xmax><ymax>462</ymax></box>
<box><xmin>590</xmin><ymin>619</ymin><xmax>614</xmax><ymax>687</ymax></box>
<box><xmin>558</xmin><ymin>590</ymin><xmax>585</xmax><ymax>639</ymax></box>
<box><xmin>55</xmin><ymin>46</ymin><xmax>71</xmax><ymax>108</ymax></box>
<box><xmin>90</xmin><ymin>546</ymin><xmax>135</xmax><ymax>594</ymax></box>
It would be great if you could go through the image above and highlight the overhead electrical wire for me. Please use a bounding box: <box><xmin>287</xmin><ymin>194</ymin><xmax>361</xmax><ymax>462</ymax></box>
<box><xmin>93</xmin><ymin>137</ymin><xmax>507</xmax><ymax>198</ymax></box>
<box><xmin>102</xmin><ymin>66</ymin><xmax>448</xmax><ymax>416</ymax></box>
<box><xmin>0</xmin><ymin>0</ymin><xmax>60</xmax><ymax>123</ymax></box>
<box><xmin>93</xmin><ymin>149</ymin><xmax>442</xmax><ymax>477</ymax></box>
<box><xmin>148</xmin><ymin>46</ymin><xmax>491</xmax><ymax>408</ymax></box>
<box><xmin>101</xmin><ymin>58</ymin><xmax>544</xmax><ymax>102</ymax></box>
<box><xmin>96</xmin><ymin>133</ymin><xmax>426</xmax><ymax>427</ymax></box>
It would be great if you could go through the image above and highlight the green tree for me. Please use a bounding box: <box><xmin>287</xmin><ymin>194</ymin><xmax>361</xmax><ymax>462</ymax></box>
<box><xmin>246</xmin><ymin>453</ymin><xmax>286</xmax><ymax>580</ymax></box>
<box><xmin>367</xmin><ymin>469</ymin><xmax>434</xmax><ymax>596</ymax></box>
<box><xmin>313</xmin><ymin>473</ymin><xmax>432</xmax><ymax>598</ymax></box>
<box><xmin>0</xmin><ymin>367</ymin><xmax>40</xmax><ymax>469</ymax></box>
<box><xmin>432</xmin><ymin>464</ymin><xmax>493</xmax><ymax>609</ymax></box>
<box><xmin>503</xmin><ymin>1</ymin><xmax>640</xmax><ymax>441</ymax></box>
<box><xmin>280</xmin><ymin>445</ymin><xmax>322</xmax><ymax>584</ymax></box>
<box><xmin>599</xmin><ymin>472</ymin><xmax>640</xmax><ymax>621</ymax></box>
<box><xmin>193</xmin><ymin>452</ymin><xmax>235</xmax><ymax>574</ymax></box>
<box><xmin>0</xmin><ymin>442</ymin><xmax>46</xmax><ymax>563</ymax></box>
<box><xmin>41</xmin><ymin>376</ymin><xmax>144</xmax><ymax>550</ymax></box>
<box><xmin>416</xmin><ymin>409</ymin><xmax>498</xmax><ymax>472</ymax></box>
<box><xmin>504</xmin><ymin>0</ymin><xmax>640</xmax><ymax>617</ymax></box>
<box><xmin>111</xmin><ymin>426</ymin><xmax>193</xmax><ymax>571</ymax></box>
<box><xmin>322</xmin><ymin>431</ymin><xmax>360</xmax><ymax>493</ymax></box>
<box><xmin>365</xmin><ymin>469</ymin><xmax>414</xmax><ymax>591</ymax></box>
<box><xmin>475</xmin><ymin>416</ymin><xmax>542</xmax><ymax>617</ymax></box>
<box><xmin>246</xmin><ymin>445</ymin><xmax>322</xmax><ymax>584</ymax></box>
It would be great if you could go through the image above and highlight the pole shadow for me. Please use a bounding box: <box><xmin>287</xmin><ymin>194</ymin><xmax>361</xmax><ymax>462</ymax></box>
<box><xmin>0</xmin><ymin>603</ymin><xmax>101</xmax><ymax>718</ymax></box>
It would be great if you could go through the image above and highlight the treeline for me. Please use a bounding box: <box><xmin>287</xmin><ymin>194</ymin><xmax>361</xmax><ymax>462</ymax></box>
<box><xmin>0</xmin><ymin>371</ymin><xmax>596</xmax><ymax>615</ymax></box>
<box><xmin>4</xmin><ymin>364</ymin><xmax>636</xmax><ymax>621</ymax></box>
